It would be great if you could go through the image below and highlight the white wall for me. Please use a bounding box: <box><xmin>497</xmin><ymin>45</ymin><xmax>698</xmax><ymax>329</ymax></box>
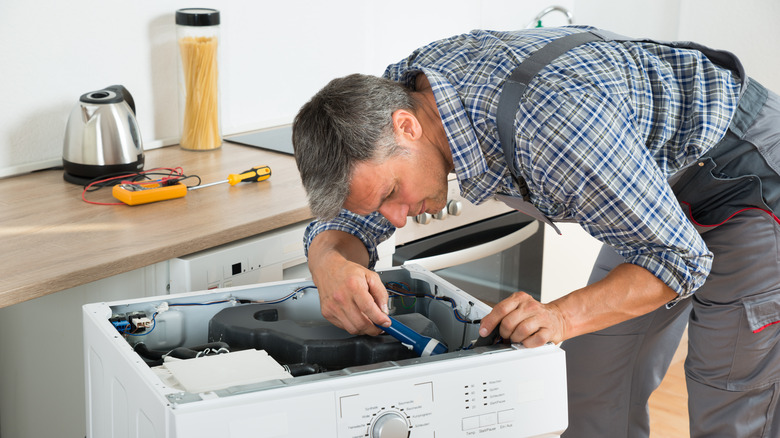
<box><xmin>0</xmin><ymin>0</ymin><xmax>572</xmax><ymax>178</ymax></box>
<box><xmin>575</xmin><ymin>0</ymin><xmax>780</xmax><ymax>91</ymax></box>
<box><xmin>676</xmin><ymin>0</ymin><xmax>780</xmax><ymax>92</ymax></box>
<box><xmin>575</xmin><ymin>0</ymin><xmax>682</xmax><ymax>40</ymax></box>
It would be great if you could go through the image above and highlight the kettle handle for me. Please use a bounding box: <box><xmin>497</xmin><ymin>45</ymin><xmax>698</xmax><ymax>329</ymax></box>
<box><xmin>104</xmin><ymin>85</ymin><xmax>136</xmax><ymax>115</ymax></box>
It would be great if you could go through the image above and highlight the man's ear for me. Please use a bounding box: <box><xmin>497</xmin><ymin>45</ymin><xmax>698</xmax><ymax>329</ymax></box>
<box><xmin>391</xmin><ymin>109</ymin><xmax>422</xmax><ymax>141</ymax></box>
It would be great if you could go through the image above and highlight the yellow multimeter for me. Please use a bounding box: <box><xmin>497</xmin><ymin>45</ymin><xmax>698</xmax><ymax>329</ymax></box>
<box><xmin>112</xmin><ymin>181</ymin><xmax>188</xmax><ymax>205</ymax></box>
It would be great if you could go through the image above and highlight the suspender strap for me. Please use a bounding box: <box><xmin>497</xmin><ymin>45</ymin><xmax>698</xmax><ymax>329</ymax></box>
<box><xmin>497</xmin><ymin>31</ymin><xmax>604</xmax><ymax>201</ymax></box>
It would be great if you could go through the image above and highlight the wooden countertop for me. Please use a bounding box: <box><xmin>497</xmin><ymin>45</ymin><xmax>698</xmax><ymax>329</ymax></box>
<box><xmin>0</xmin><ymin>141</ymin><xmax>313</xmax><ymax>308</ymax></box>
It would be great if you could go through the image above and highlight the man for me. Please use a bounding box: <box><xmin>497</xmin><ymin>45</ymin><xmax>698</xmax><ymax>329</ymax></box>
<box><xmin>292</xmin><ymin>26</ymin><xmax>780</xmax><ymax>437</ymax></box>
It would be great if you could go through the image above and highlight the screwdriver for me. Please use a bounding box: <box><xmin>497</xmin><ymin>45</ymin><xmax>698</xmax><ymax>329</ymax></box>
<box><xmin>189</xmin><ymin>165</ymin><xmax>271</xmax><ymax>190</ymax></box>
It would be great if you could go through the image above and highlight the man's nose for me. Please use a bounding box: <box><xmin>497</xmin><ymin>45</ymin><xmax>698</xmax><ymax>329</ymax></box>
<box><xmin>379</xmin><ymin>203</ymin><xmax>408</xmax><ymax>228</ymax></box>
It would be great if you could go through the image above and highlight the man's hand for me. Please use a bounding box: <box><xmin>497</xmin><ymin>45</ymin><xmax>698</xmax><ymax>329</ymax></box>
<box><xmin>312</xmin><ymin>258</ymin><xmax>391</xmax><ymax>335</ymax></box>
<box><xmin>478</xmin><ymin>292</ymin><xmax>568</xmax><ymax>348</ymax></box>
<box><xmin>307</xmin><ymin>230</ymin><xmax>391</xmax><ymax>335</ymax></box>
<box><xmin>479</xmin><ymin>263</ymin><xmax>679</xmax><ymax>348</ymax></box>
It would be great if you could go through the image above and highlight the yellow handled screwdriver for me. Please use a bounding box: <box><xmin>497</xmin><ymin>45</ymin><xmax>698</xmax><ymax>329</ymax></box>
<box><xmin>112</xmin><ymin>165</ymin><xmax>271</xmax><ymax>205</ymax></box>
<box><xmin>189</xmin><ymin>165</ymin><xmax>271</xmax><ymax>190</ymax></box>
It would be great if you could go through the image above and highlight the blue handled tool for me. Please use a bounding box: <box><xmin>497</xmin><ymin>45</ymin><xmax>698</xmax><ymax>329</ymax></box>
<box><xmin>378</xmin><ymin>316</ymin><xmax>448</xmax><ymax>357</ymax></box>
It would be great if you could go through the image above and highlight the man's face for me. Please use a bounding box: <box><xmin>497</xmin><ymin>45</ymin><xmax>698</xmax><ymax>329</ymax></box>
<box><xmin>343</xmin><ymin>141</ymin><xmax>449</xmax><ymax>228</ymax></box>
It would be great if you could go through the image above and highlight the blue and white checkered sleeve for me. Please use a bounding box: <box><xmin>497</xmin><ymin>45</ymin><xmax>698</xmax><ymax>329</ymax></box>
<box><xmin>529</xmin><ymin>92</ymin><xmax>713</xmax><ymax>297</ymax></box>
<box><xmin>303</xmin><ymin>210</ymin><xmax>396</xmax><ymax>269</ymax></box>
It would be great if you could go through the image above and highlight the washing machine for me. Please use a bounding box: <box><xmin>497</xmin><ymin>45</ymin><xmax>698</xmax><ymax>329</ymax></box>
<box><xmin>83</xmin><ymin>264</ymin><xmax>567</xmax><ymax>437</ymax></box>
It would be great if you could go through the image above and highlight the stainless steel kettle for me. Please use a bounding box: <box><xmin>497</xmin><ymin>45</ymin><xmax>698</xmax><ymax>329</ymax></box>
<box><xmin>62</xmin><ymin>85</ymin><xmax>145</xmax><ymax>184</ymax></box>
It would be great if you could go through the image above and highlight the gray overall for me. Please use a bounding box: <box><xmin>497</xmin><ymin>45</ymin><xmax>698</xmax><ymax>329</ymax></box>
<box><xmin>497</xmin><ymin>30</ymin><xmax>780</xmax><ymax>437</ymax></box>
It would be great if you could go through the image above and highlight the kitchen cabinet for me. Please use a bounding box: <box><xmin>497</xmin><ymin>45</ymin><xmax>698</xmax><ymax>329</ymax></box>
<box><xmin>0</xmin><ymin>264</ymin><xmax>167</xmax><ymax>438</ymax></box>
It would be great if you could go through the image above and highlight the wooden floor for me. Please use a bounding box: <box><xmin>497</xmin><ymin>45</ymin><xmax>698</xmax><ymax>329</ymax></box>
<box><xmin>648</xmin><ymin>331</ymin><xmax>690</xmax><ymax>437</ymax></box>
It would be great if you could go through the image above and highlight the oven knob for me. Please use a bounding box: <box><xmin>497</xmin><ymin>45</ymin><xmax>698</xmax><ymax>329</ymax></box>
<box><xmin>370</xmin><ymin>412</ymin><xmax>409</xmax><ymax>438</ymax></box>
<box><xmin>447</xmin><ymin>200</ymin><xmax>463</xmax><ymax>216</ymax></box>
<box><xmin>415</xmin><ymin>212</ymin><xmax>432</xmax><ymax>225</ymax></box>
<box><xmin>433</xmin><ymin>206</ymin><xmax>448</xmax><ymax>220</ymax></box>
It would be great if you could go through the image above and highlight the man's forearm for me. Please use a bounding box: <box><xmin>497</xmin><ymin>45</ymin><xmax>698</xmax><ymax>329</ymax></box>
<box><xmin>552</xmin><ymin>263</ymin><xmax>679</xmax><ymax>340</ymax></box>
<box><xmin>307</xmin><ymin>230</ymin><xmax>370</xmax><ymax>271</ymax></box>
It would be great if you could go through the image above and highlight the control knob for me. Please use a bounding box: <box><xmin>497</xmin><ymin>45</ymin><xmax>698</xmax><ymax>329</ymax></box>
<box><xmin>433</xmin><ymin>206</ymin><xmax>448</xmax><ymax>220</ymax></box>
<box><xmin>447</xmin><ymin>199</ymin><xmax>463</xmax><ymax>216</ymax></box>
<box><xmin>414</xmin><ymin>212</ymin><xmax>432</xmax><ymax>225</ymax></box>
<box><xmin>371</xmin><ymin>412</ymin><xmax>410</xmax><ymax>438</ymax></box>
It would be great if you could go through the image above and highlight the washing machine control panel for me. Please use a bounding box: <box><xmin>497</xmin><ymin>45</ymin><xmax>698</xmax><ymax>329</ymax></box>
<box><xmin>335</xmin><ymin>347</ymin><xmax>566</xmax><ymax>437</ymax></box>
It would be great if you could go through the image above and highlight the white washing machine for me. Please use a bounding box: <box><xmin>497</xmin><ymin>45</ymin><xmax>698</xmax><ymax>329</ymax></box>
<box><xmin>83</xmin><ymin>264</ymin><xmax>567</xmax><ymax>437</ymax></box>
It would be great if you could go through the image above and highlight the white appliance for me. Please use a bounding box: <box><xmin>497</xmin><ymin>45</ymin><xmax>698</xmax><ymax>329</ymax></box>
<box><xmin>168</xmin><ymin>220</ymin><xmax>396</xmax><ymax>294</ymax></box>
<box><xmin>83</xmin><ymin>264</ymin><xmax>567</xmax><ymax>437</ymax></box>
<box><xmin>168</xmin><ymin>221</ymin><xmax>311</xmax><ymax>293</ymax></box>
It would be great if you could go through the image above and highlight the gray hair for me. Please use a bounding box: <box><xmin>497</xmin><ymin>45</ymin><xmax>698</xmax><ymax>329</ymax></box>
<box><xmin>292</xmin><ymin>73</ymin><xmax>416</xmax><ymax>219</ymax></box>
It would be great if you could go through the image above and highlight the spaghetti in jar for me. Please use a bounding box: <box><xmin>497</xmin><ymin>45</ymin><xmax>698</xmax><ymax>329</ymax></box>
<box><xmin>175</xmin><ymin>8</ymin><xmax>222</xmax><ymax>151</ymax></box>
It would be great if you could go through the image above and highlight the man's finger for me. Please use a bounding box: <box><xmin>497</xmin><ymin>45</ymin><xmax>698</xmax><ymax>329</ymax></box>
<box><xmin>356</xmin><ymin>274</ymin><xmax>391</xmax><ymax>328</ymax></box>
<box><xmin>519</xmin><ymin>327</ymin><xmax>553</xmax><ymax>348</ymax></box>
<box><xmin>479</xmin><ymin>306</ymin><xmax>507</xmax><ymax>337</ymax></box>
<box><xmin>479</xmin><ymin>292</ymin><xmax>525</xmax><ymax>337</ymax></box>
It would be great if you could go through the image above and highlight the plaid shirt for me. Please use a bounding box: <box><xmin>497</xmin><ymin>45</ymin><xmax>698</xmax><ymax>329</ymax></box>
<box><xmin>304</xmin><ymin>26</ymin><xmax>741</xmax><ymax>299</ymax></box>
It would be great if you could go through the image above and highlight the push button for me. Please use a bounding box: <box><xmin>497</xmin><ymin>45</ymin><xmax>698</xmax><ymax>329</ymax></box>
<box><xmin>480</xmin><ymin>413</ymin><xmax>497</xmax><ymax>427</ymax></box>
<box><xmin>462</xmin><ymin>415</ymin><xmax>480</xmax><ymax>430</ymax></box>
<box><xmin>498</xmin><ymin>409</ymin><xmax>515</xmax><ymax>423</ymax></box>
